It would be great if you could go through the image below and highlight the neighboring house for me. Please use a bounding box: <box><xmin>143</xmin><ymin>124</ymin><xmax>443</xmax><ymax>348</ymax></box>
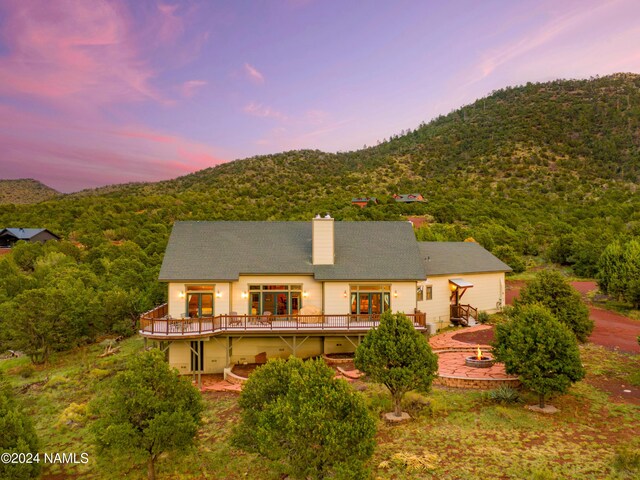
<box><xmin>393</xmin><ymin>193</ymin><xmax>426</xmax><ymax>203</ymax></box>
<box><xmin>417</xmin><ymin>242</ymin><xmax>511</xmax><ymax>328</ymax></box>
<box><xmin>351</xmin><ymin>197</ymin><xmax>378</xmax><ymax>208</ymax></box>
<box><xmin>139</xmin><ymin>217</ymin><xmax>509</xmax><ymax>378</ymax></box>
<box><xmin>406</xmin><ymin>216</ymin><xmax>428</xmax><ymax>229</ymax></box>
<box><xmin>0</xmin><ymin>228</ymin><xmax>60</xmax><ymax>248</ymax></box>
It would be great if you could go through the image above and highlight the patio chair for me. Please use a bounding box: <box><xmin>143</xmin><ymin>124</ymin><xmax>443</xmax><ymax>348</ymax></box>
<box><xmin>228</xmin><ymin>311</ymin><xmax>242</xmax><ymax>327</ymax></box>
<box><xmin>258</xmin><ymin>311</ymin><xmax>272</xmax><ymax>326</ymax></box>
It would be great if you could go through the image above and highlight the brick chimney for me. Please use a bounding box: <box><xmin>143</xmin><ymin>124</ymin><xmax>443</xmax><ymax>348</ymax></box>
<box><xmin>312</xmin><ymin>214</ymin><xmax>334</xmax><ymax>265</ymax></box>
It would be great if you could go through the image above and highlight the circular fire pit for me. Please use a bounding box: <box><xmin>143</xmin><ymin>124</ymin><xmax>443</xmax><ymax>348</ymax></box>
<box><xmin>465</xmin><ymin>356</ymin><xmax>495</xmax><ymax>368</ymax></box>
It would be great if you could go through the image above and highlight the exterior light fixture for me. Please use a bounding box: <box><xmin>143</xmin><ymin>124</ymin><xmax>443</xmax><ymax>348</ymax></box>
<box><xmin>241</xmin><ymin>291</ymin><xmax>248</xmax><ymax>299</ymax></box>
<box><xmin>216</xmin><ymin>290</ymin><xmax>222</xmax><ymax>298</ymax></box>
<box><xmin>302</xmin><ymin>291</ymin><xmax>309</xmax><ymax>298</ymax></box>
<box><xmin>449</xmin><ymin>283</ymin><xmax>457</xmax><ymax>292</ymax></box>
<box><xmin>343</xmin><ymin>290</ymin><xmax>347</xmax><ymax>298</ymax></box>
<box><xmin>393</xmin><ymin>290</ymin><xmax>398</xmax><ymax>298</ymax></box>
<box><xmin>178</xmin><ymin>290</ymin><xmax>185</xmax><ymax>299</ymax></box>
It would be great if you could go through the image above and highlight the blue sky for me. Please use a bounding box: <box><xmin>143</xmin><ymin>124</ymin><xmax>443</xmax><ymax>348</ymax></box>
<box><xmin>1</xmin><ymin>0</ymin><xmax>639</xmax><ymax>192</ymax></box>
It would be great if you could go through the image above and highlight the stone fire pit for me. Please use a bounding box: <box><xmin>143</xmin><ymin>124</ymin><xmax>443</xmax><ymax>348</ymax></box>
<box><xmin>465</xmin><ymin>346</ymin><xmax>495</xmax><ymax>368</ymax></box>
<box><xmin>465</xmin><ymin>356</ymin><xmax>495</xmax><ymax>368</ymax></box>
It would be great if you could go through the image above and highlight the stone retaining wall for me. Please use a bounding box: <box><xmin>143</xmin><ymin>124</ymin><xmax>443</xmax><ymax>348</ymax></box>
<box><xmin>435</xmin><ymin>376</ymin><xmax>520</xmax><ymax>390</ymax></box>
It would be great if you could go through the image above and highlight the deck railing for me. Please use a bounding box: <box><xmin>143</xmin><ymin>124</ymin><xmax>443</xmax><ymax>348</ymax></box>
<box><xmin>450</xmin><ymin>304</ymin><xmax>478</xmax><ymax>326</ymax></box>
<box><xmin>139</xmin><ymin>304</ymin><xmax>427</xmax><ymax>337</ymax></box>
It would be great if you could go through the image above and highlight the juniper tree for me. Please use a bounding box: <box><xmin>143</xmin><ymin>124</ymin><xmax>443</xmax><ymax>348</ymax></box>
<box><xmin>516</xmin><ymin>270</ymin><xmax>593</xmax><ymax>342</ymax></box>
<box><xmin>233</xmin><ymin>357</ymin><xmax>375</xmax><ymax>480</ymax></box>
<box><xmin>493</xmin><ymin>304</ymin><xmax>585</xmax><ymax>409</ymax></box>
<box><xmin>91</xmin><ymin>349</ymin><xmax>203</xmax><ymax>480</ymax></box>
<box><xmin>355</xmin><ymin>311</ymin><xmax>438</xmax><ymax>417</ymax></box>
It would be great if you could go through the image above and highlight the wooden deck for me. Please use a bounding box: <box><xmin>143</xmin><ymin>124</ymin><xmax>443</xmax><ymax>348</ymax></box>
<box><xmin>139</xmin><ymin>304</ymin><xmax>427</xmax><ymax>339</ymax></box>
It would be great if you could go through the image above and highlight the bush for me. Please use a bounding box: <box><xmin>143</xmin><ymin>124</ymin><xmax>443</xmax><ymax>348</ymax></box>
<box><xmin>56</xmin><ymin>402</ymin><xmax>88</xmax><ymax>429</ymax></box>
<box><xmin>516</xmin><ymin>270</ymin><xmax>593</xmax><ymax>342</ymax></box>
<box><xmin>17</xmin><ymin>365</ymin><xmax>35</xmax><ymax>379</ymax></box>
<box><xmin>0</xmin><ymin>374</ymin><xmax>40</xmax><ymax>480</ymax></box>
<box><xmin>612</xmin><ymin>446</ymin><xmax>640</xmax><ymax>477</ymax></box>
<box><xmin>493</xmin><ymin>245</ymin><xmax>526</xmax><ymax>273</ymax></box>
<box><xmin>91</xmin><ymin>349</ymin><xmax>203</xmax><ymax>480</ymax></box>
<box><xmin>355</xmin><ymin>311</ymin><xmax>438</xmax><ymax>417</ymax></box>
<box><xmin>486</xmin><ymin>385</ymin><xmax>521</xmax><ymax>404</ymax></box>
<box><xmin>477</xmin><ymin>311</ymin><xmax>490</xmax><ymax>324</ymax></box>
<box><xmin>233</xmin><ymin>357</ymin><xmax>375</xmax><ymax>480</ymax></box>
<box><xmin>493</xmin><ymin>304</ymin><xmax>585</xmax><ymax>408</ymax></box>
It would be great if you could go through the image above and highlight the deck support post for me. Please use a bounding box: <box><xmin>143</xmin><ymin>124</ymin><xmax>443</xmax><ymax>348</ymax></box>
<box><xmin>344</xmin><ymin>335</ymin><xmax>359</xmax><ymax>349</ymax></box>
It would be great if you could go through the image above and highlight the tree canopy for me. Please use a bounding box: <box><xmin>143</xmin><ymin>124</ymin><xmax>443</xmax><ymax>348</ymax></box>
<box><xmin>91</xmin><ymin>349</ymin><xmax>203</xmax><ymax>480</ymax></box>
<box><xmin>598</xmin><ymin>238</ymin><xmax>640</xmax><ymax>309</ymax></box>
<box><xmin>233</xmin><ymin>357</ymin><xmax>376</xmax><ymax>480</ymax></box>
<box><xmin>355</xmin><ymin>311</ymin><xmax>439</xmax><ymax>416</ymax></box>
<box><xmin>0</xmin><ymin>373</ymin><xmax>40</xmax><ymax>480</ymax></box>
<box><xmin>516</xmin><ymin>270</ymin><xmax>593</xmax><ymax>342</ymax></box>
<box><xmin>493</xmin><ymin>304</ymin><xmax>585</xmax><ymax>408</ymax></box>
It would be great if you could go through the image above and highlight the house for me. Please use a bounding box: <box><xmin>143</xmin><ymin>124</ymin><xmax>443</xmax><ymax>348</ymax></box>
<box><xmin>351</xmin><ymin>197</ymin><xmax>378</xmax><ymax>208</ymax></box>
<box><xmin>417</xmin><ymin>242</ymin><xmax>511</xmax><ymax>328</ymax></box>
<box><xmin>393</xmin><ymin>193</ymin><xmax>426</xmax><ymax>203</ymax></box>
<box><xmin>0</xmin><ymin>228</ymin><xmax>60</xmax><ymax>248</ymax></box>
<box><xmin>139</xmin><ymin>216</ymin><xmax>509</xmax><ymax>379</ymax></box>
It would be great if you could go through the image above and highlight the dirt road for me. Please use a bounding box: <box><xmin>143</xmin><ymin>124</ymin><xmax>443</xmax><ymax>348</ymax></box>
<box><xmin>506</xmin><ymin>280</ymin><xmax>639</xmax><ymax>354</ymax></box>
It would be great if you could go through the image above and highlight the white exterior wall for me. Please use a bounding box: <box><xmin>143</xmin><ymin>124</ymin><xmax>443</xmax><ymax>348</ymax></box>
<box><xmin>231</xmin><ymin>275</ymin><xmax>322</xmax><ymax>314</ymax></box>
<box><xmin>167</xmin><ymin>282</ymin><xmax>231</xmax><ymax>318</ymax></box>
<box><xmin>323</xmin><ymin>281</ymin><xmax>417</xmax><ymax>315</ymax></box>
<box><xmin>417</xmin><ymin>272</ymin><xmax>506</xmax><ymax>328</ymax></box>
<box><xmin>168</xmin><ymin>278</ymin><xmax>418</xmax><ymax>316</ymax></box>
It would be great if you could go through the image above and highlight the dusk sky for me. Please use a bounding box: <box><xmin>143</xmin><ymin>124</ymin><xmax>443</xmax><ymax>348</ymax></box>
<box><xmin>1</xmin><ymin>0</ymin><xmax>640</xmax><ymax>192</ymax></box>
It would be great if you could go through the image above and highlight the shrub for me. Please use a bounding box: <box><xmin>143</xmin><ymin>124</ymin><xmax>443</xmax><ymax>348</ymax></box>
<box><xmin>91</xmin><ymin>349</ymin><xmax>203</xmax><ymax>480</ymax></box>
<box><xmin>355</xmin><ymin>311</ymin><xmax>438</xmax><ymax>417</ymax></box>
<box><xmin>0</xmin><ymin>374</ymin><xmax>40</xmax><ymax>480</ymax></box>
<box><xmin>486</xmin><ymin>385</ymin><xmax>521</xmax><ymax>404</ymax></box>
<box><xmin>477</xmin><ymin>311</ymin><xmax>490</xmax><ymax>324</ymax></box>
<box><xmin>233</xmin><ymin>357</ymin><xmax>375</xmax><ymax>480</ymax></box>
<box><xmin>612</xmin><ymin>446</ymin><xmax>640</xmax><ymax>477</ymax></box>
<box><xmin>516</xmin><ymin>270</ymin><xmax>593</xmax><ymax>342</ymax></box>
<box><xmin>56</xmin><ymin>402</ymin><xmax>88</xmax><ymax>429</ymax></box>
<box><xmin>493</xmin><ymin>304</ymin><xmax>585</xmax><ymax>408</ymax></box>
<box><xmin>17</xmin><ymin>365</ymin><xmax>35</xmax><ymax>378</ymax></box>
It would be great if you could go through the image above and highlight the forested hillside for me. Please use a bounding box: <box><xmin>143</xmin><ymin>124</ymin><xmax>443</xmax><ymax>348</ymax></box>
<box><xmin>0</xmin><ymin>179</ymin><xmax>59</xmax><ymax>204</ymax></box>
<box><xmin>0</xmin><ymin>74</ymin><xmax>639</xmax><ymax>356</ymax></box>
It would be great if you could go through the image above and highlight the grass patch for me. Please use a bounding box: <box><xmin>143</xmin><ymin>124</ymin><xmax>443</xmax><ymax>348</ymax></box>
<box><xmin>0</xmin><ymin>336</ymin><xmax>638</xmax><ymax>479</ymax></box>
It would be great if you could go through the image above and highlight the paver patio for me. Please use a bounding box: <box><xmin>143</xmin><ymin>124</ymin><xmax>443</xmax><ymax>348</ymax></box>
<box><xmin>430</xmin><ymin>325</ymin><xmax>519</xmax><ymax>386</ymax></box>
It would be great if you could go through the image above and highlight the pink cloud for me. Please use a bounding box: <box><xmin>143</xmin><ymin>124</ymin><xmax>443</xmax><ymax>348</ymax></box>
<box><xmin>0</xmin><ymin>106</ymin><xmax>227</xmax><ymax>192</ymax></box>
<box><xmin>0</xmin><ymin>0</ymin><xmax>165</xmax><ymax>106</ymax></box>
<box><xmin>244</xmin><ymin>62</ymin><xmax>265</xmax><ymax>83</ymax></box>
<box><xmin>181</xmin><ymin>80</ymin><xmax>208</xmax><ymax>98</ymax></box>
<box><xmin>243</xmin><ymin>102</ymin><xmax>287</xmax><ymax>120</ymax></box>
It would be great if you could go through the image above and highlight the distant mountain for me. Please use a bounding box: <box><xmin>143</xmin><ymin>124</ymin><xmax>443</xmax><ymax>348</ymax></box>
<box><xmin>0</xmin><ymin>179</ymin><xmax>60</xmax><ymax>204</ymax></box>
<box><xmin>1</xmin><ymin>74</ymin><xmax>639</xmax><ymax>276</ymax></box>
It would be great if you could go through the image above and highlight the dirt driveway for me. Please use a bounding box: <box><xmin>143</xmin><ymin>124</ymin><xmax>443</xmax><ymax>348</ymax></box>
<box><xmin>506</xmin><ymin>280</ymin><xmax>640</xmax><ymax>354</ymax></box>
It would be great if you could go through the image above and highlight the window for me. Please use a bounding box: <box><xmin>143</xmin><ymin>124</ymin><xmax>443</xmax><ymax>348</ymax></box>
<box><xmin>350</xmin><ymin>285</ymin><xmax>391</xmax><ymax>315</ymax></box>
<box><xmin>417</xmin><ymin>286</ymin><xmax>424</xmax><ymax>302</ymax></box>
<box><xmin>248</xmin><ymin>284</ymin><xmax>303</xmax><ymax>315</ymax></box>
<box><xmin>186</xmin><ymin>285</ymin><xmax>214</xmax><ymax>318</ymax></box>
<box><xmin>425</xmin><ymin>286</ymin><xmax>433</xmax><ymax>300</ymax></box>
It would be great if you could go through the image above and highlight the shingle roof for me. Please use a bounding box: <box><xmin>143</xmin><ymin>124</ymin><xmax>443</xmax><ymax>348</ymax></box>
<box><xmin>159</xmin><ymin>221</ymin><xmax>426</xmax><ymax>281</ymax></box>
<box><xmin>0</xmin><ymin>228</ymin><xmax>50</xmax><ymax>239</ymax></box>
<box><xmin>418</xmin><ymin>242</ymin><xmax>511</xmax><ymax>276</ymax></box>
<box><xmin>394</xmin><ymin>193</ymin><xmax>425</xmax><ymax>202</ymax></box>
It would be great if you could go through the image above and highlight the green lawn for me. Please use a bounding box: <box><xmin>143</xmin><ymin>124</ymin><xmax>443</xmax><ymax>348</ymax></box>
<box><xmin>1</xmin><ymin>339</ymin><xmax>638</xmax><ymax>479</ymax></box>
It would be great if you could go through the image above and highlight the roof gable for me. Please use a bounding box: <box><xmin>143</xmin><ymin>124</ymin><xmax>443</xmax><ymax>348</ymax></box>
<box><xmin>0</xmin><ymin>228</ymin><xmax>54</xmax><ymax>240</ymax></box>
<box><xmin>159</xmin><ymin>221</ymin><xmax>426</xmax><ymax>282</ymax></box>
<box><xmin>419</xmin><ymin>242</ymin><xmax>511</xmax><ymax>276</ymax></box>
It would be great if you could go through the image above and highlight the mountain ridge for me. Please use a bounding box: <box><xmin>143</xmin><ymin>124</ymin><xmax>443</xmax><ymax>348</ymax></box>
<box><xmin>0</xmin><ymin>178</ymin><xmax>60</xmax><ymax>205</ymax></box>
